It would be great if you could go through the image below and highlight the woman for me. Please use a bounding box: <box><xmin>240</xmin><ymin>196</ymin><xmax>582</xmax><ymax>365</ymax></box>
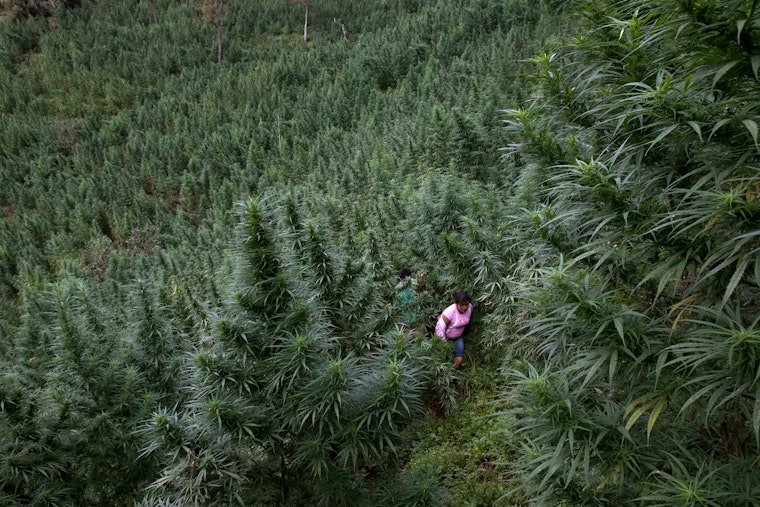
<box><xmin>435</xmin><ymin>291</ymin><xmax>472</xmax><ymax>369</ymax></box>
<box><xmin>392</xmin><ymin>268</ymin><xmax>418</xmax><ymax>323</ymax></box>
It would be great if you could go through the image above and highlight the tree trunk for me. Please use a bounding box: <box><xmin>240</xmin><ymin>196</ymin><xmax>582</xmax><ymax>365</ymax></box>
<box><xmin>215</xmin><ymin>0</ymin><xmax>223</xmax><ymax>63</ymax></box>
<box><xmin>303</xmin><ymin>3</ymin><xmax>308</xmax><ymax>43</ymax></box>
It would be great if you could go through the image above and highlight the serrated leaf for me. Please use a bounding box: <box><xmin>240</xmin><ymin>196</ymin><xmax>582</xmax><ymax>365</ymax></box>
<box><xmin>654</xmin><ymin>350</ymin><xmax>669</xmax><ymax>385</ymax></box>
<box><xmin>686</xmin><ymin>120</ymin><xmax>703</xmax><ymax>141</ymax></box>
<box><xmin>736</xmin><ymin>230</ymin><xmax>760</xmax><ymax>240</ymax></box>
<box><xmin>721</xmin><ymin>255</ymin><xmax>749</xmax><ymax>308</ymax></box>
<box><xmin>613</xmin><ymin>316</ymin><xmax>625</xmax><ymax>341</ymax></box>
<box><xmin>743</xmin><ymin>119</ymin><xmax>759</xmax><ymax>149</ymax></box>
<box><xmin>645</xmin><ymin>124</ymin><xmax>677</xmax><ymax>154</ymax></box>
<box><xmin>581</xmin><ymin>350</ymin><xmax>609</xmax><ymax>389</ymax></box>
<box><xmin>708</xmin><ymin>118</ymin><xmax>731</xmax><ymax>141</ymax></box>
<box><xmin>752</xmin><ymin>54</ymin><xmax>760</xmax><ymax>81</ymax></box>
<box><xmin>646</xmin><ymin>397</ymin><xmax>667</xmax><ymax>444</ymax></box>
<box><xmin>712</xmin><ymin>60</ymin><xmax>739</xmax><ymax>88</ymax></box>
<box><xmin>609</xmin><ymin>349</ymin><xmax>618</xmax><ymax>382</ymax></box>
<box><xmin>679</xmin><ymin>382</ymin><xmax>717</xmax><ymax>415</ymax></box>
<box><xmin>737</xmin><ymin>19</ymin><xmax>747</xmax><ymax>43</ymax></box>
<box><xmin>625</xmin><ymin>396</ymin><xmax>658</xmax><ymax>431</ymax></box>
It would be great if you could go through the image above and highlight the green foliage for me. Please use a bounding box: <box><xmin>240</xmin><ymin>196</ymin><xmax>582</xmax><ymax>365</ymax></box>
<box><xmin>0</xmin><ymin>279</ymin><xmax>162</xmax><ymax>505</ymax></box>
<box><xmin>402</xmin><ymin>368</ymin><xmax>518</xmax><ymax>507</ymax></box>
<box><xmin>137</xmin><ymin>198</ymin><xmax>441</xmax><ymax>505</ymax></box>
<box><xmin>0</xmin><ymin>0</ymin><xmax>79</xmax><ymax>22</ymax></box>
<box><xmin>0</xmin><ymin>0</ymin><xmax>569</xmax><ymax>504</ymax></box>
<box><xmin>502</xmin><ymin>0</ymin><xmax>760</xmax><ymax>504</ymax></box>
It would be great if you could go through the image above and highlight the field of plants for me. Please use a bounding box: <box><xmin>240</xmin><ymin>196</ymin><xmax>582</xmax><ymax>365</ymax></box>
<box><xmin>1</xmin><ymin>0</ymin><xmax>759</xmax><ymax>505</ymax></box>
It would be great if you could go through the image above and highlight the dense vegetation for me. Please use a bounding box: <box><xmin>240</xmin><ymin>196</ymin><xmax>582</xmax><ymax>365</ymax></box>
<box><xmin>503</xmin><ymin>0</ymin><xmax>760</xmax><ymax>504</ymax></box>
<box><xmin>1</xmin><ymin>0</ymin><xmax>759</xmax><ymax>505</ymax></box>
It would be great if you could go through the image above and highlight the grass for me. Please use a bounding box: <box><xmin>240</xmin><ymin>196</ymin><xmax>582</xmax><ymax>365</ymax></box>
<box><xmin>399</xmin><ymin>354</ymin><xmax>526</xmax><ymax>507</ymax></box>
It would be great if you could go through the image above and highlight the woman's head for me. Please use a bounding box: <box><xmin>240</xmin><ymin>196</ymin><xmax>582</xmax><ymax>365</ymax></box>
<box><xmin>453</xmin><ymin>291</ymin><xmax>471</xmax><ymax>313</ymax></box>
<box><xmin>397</xmin><ymin>267</ymin><xmax>412</xmax><ymax>279</ymax></box>
<box><xmin>453</xmin><ymin>291</ymin><xmax>470</xmax><ymax>304</ymax></box>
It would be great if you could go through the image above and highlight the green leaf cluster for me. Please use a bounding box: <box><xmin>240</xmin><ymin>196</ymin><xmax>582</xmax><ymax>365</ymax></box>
<box><xmin>502</xmin><ymin>0</ymin><xmax>760</xmax><ymax>504</ymax></box>
<box><xmin>0</xmin><ymin>0</ymin><xmax>568</xmax><ymax>504</ymax></box>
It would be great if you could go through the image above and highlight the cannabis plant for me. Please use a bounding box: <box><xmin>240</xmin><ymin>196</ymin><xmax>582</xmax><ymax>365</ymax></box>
<box><xmin>0</xmin><ymin>278</ymin><xmax>167</xmax><ymax>505</ymax></box>
<box><xmin>502</xmin><ymin>0</ymin><xmax>760</xmax><ymax>504</ymax></box>
<box><xmin>138</xmin><ymin>198</ymin><xmax>439</xmax><ymax>506</ymax></box>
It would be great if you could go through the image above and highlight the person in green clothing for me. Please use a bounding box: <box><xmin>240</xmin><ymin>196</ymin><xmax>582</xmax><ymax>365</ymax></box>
<box><xmin>392</xmin><ymin>267</ymin><xmax>420</xmax><ymax>327</ymax></box>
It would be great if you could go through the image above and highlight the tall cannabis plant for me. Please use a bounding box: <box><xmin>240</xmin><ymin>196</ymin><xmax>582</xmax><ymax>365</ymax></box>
<box><xmin>138</xmin><ymin>197</ymin><xmax>438</xmax><ymax>506</ymax></box>
<box><xmin>503</xmin><ymin>0</ymin><xmax>760</xmax><ymax>504</ymax></box>
<box><xmin>0</xmin><ymin>278</ymin><xmax>167</xmax><ymax>505</ymax></box>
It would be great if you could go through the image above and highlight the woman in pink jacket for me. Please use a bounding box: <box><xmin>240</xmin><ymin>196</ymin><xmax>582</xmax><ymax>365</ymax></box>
<box><xmin>435</xmin><ymin>291</ymin><xmax>473</xmax><ymax>369</ymax></box>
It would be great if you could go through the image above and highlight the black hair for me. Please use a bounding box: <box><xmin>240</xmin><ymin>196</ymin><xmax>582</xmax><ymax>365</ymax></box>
<box><xmin>453</xmin><ymin>291</ymin><xmax>470</xmax><ymax>304</ymax></box>
<box><xmin>397</xmin><ymin>267</ymin><xmax>412</xmax><ymax>279</ymax></box>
